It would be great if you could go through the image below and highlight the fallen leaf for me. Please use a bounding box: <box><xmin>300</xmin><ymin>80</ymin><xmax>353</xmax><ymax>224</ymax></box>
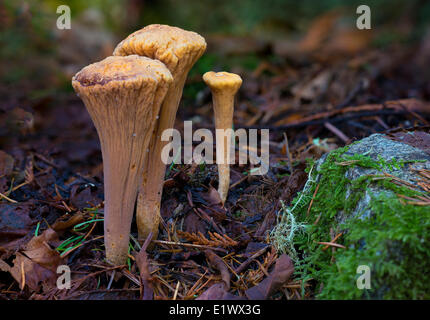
<box><xmin>298</xmin><ymin>10</ymin><xmax>340</xmax><ymax>52</ymax></box>
<box><xmin>0</xmin><ymin>150</ymin><xmax>14</xmax><ymax>193</ymax></box>
<box><xmin>135</xmin><ymin>233</ymin><xmax>154</xmax><ymax>300</ymax></box>
<box><xmin>245</xmin><ymin>254</ymin><xmax>294</xmax><ymax>300</ymax></box>
<box><xmin>203</xmin><ymin>186</ymin><xmax>223</xmax><ymax>206</ymax></box>
<box><xmin>387</xmin><ymin>131</ymin><xmax>430</xmax><ymax>155</ymax></box>
<box><xmin>205</xmin><ymin>250</ymin><xmax>230</xmax><ymax>290</ymax></box>
<box><xmin>5</xmin><ymin>108</ymin><xmax>34</xmax><ymax>135</ymax></box>
<box><xmin>0</xmin><ymin>203</ymin><xmax>34</xmax><ymax>247</ymax></box>
<box><xmin>9</xmin><ymin>228</ymin><xmax>64</xmax><ymax>291</ymax></box>
<box><xmin>196</xmin><ymin>283</ymin><xmax>245</xmax><ymax>300</ymax></box>
<box><xmin>183</xmin><ymin>211</ymin><xmax>206</xmax><ymax>235</ymax></box>
<box><xmin>0</xmin><ymin>259</ymin><xmax>11</xmax><ymax>272</ymax></box>
<box><xmin>324</xmin><ymin>29</ymin><xmax>372</xmax><ymax>56</ymax></box>
<box><xmin>291</xmin><ymin>71</ymin><xmax>332</xmax><ymax>101</ymax></box>
<box><xmin>52</xmin><ymin>212</ymin><xmax>85</xmax><ymax>232</ymax></box>
<box><xmin>160</xmin><ymin>197</ymin><xmax>179</xmax><ymax>221</ymax></box>
<box><xmin>244</xmin><ymin>242</ymin><xmax>269</xmax><ymax>258</ymax></box>
<box><xmin>69</xmin><ymin>184</ymin><xmax>102</xmax><ymax>210</ymax></box>
<box><xmin>0</xmin><ymin>150</ymin><xmax>14</xmax><ymax>176</ymax></box>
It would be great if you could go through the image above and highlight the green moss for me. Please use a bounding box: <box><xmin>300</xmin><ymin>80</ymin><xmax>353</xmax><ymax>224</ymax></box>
<box><xmin>271</xmin><ymin>145</ymin><xmax>430</xmax><ymax>299</ymax></box>
<box><xmin>317</xmin><ymin>191</ymin><xmax>430</xmax><ymax>299</ymax></box>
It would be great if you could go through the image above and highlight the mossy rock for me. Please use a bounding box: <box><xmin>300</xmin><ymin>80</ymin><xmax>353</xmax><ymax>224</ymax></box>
<box><xmin>271</xmin><ymin>132</ymin><xmax>430</xmax><ymax>299</ymax></box>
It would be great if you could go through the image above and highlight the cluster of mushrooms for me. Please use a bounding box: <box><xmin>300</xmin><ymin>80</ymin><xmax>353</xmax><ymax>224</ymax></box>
<box><xmin>72</xmin><ymin>25</ymin><xmax>243</xmax><ymax>265</ymax></box>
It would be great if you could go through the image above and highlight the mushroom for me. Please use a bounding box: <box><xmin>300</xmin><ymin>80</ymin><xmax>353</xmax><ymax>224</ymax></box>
<box><xmin>72</xmin><ymin>55</ymin><xmax>173</xmax><ymax>265</ymax></box>
<box><xmin>113</xmin><ymin>24</ymin><xmax>206</xmax><ymax>241</ymax></box>
<box><xmin>203</xmin><ymin>71</ymin><xmax>242</xmax><ymax>204</ymax></box>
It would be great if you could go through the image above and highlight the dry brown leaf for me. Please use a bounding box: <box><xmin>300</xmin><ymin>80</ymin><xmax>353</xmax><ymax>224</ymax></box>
<box><xmin>298</xmin><ymin>10</ymin><xmax>340</xmax><ymax>52</ymax></box>
<box><xmin>135</xmin><ymin>233</ymin><xmax>154</xmax><ymax>300</ymax></box>
<box><xmin>0</xmin><ymin>203</ymin><xmax>34</xmax><ymax>248</ymax></box>
<box><xmin>205</xmin><ymin>249</ymin><xmax>230</xmax><ymax>290</ymax></box>
<box><xmin>196</xmin><ymin>283</ymin><xmax>245</xmax><ymax>300</ymax></box>
<box><xmin>52</xmin><ymin>212</ymin><xmax>85</xmax><ymax>232</ymax></box>
<box><xmin>9</xmin><ymin>228</ymin><xmax>64</xmax><ymax>291</ymax></box>
<box><xmin>245</xmin><ymin>254</ymin><xmax>294</xmax><ymax>300</ymax></box>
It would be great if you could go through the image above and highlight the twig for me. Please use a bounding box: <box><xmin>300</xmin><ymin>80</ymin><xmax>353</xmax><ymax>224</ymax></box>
<box><xmin>173</xmin><ymin>281</ymin><xmax>180</xmax><ymax>300</ymax></box>
<box><xmin>185</xmin><ymin>270</ymin><xmax>208</xmax><ymax>298</ymax></box>
<box><xmin>283</xmin><ymin>132</ymin><xmax>293</xmax><ymax>172</ymax></box>
<box><xmin>152</xmin><ymin>239</ymin><xmax>228</xmax><ymax>253</ymax></box>
<box><xmin>0</xmin><ymin>192</ymin><xmax>17</xmax><ymax>203</ymax></box>
<box><xmin>136</xmin><ymin>232</ymin><xmax>154</xmax><ymax>300</ymax></box>
<box><xmin>230</xmin><ymin>175</ymin><xmax>248</xmax><ymax>189</ymax></box>
<box><xmin>60</xmin><ymin>235</ymin><xmax>104</xmax><ymax>258</ymax></box>
<box><xmin>121</xmin><ymin>269</ymin><xmax>140</xmax><ymax>286</ymax></box>
<box><xmin>313</xmin><ymin>213</ymin><xmax>322</xmax><ymax>225</ymax></box>
<box><xmin>316</xmin><ymin>242</ymin><xmax>346</xmax><ymax>249</ymax></box>
<box><xmin>306</xmin><ymin>183</ymin><xmax>320</xmax><ymax>217</ymax></box>
<box><xmin>155</xmin><ymin>275</ymin><xmax>185</xmax><ymax>299</ymax></box>
<box><xmin>324</xmin><ymin>122</ymin><xmax>349</xmax><ymax>143</ymax></box>
<box><xmin>234</xmin><ymin>245</ymin><xmax>270</xmax><ymax>274</ymax></box>
<box><xmin>322</xmin><ymin>233</ymin><xmax>343</xmax><ymax>251</ymax></box>
<box><xmin>107</xmin><ymin>270</ymin><xmax>115</xmax><ymax>290</ymax></box>
<box><xmin>34</xmin><ymin>153</ymin><xmax>60</xmax><ymax>169</ymax></box>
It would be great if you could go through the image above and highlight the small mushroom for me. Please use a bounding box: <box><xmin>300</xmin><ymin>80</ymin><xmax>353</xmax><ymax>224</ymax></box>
<box><xmin>72</xmin><ymin>55</ymin><xmax>173</xmax><ymax>265</ymax></box>
<box><xmin>113</xmin><ymin>24</ymin><xmax>207</xmax><ymax>241</ymax></box>
<box><xmin>203</xmin><ymin>71</ymin><xmax>242</xmax><ymax>204</ymax></box>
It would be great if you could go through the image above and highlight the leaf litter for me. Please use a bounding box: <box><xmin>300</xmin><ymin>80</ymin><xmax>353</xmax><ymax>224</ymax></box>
<box><xmin>1</xmin><ymin>11</ymin><xmax>430</xmax><ymax>300</ymax></box>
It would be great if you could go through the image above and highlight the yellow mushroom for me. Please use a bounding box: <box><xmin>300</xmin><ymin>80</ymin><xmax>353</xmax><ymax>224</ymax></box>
<box><xmin>72</xmin><ymin>55</ymin><xmax>172</xmax><ymax>265</ymax></box>
<box><xmin>113</xmin><ymin>24</ymin><xmax>206</xmax><ymax>242</ymax></box>
<box><xmin>203</xmin><ymin>71</ymin><xmax>242</xmax><ymax>204</ymax></box>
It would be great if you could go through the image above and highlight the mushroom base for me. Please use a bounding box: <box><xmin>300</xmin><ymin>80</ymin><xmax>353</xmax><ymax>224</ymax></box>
<box><xmin>136</xmin><ymin>195</ymin><xmax>161</xmax><ymax>243</ymax></box>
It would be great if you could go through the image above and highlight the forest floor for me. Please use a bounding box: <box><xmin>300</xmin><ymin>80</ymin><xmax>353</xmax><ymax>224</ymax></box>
<box><xmin>1</xmin><ymin>13</ymin><xmax>430</xmax><ymax>300</ymax></box>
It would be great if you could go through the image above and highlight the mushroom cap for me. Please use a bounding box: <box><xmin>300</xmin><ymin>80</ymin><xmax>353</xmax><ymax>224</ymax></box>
<box><xmin>113</xmin><ymin>24</ymin><xmax>207</xmax><ymax>75</ymax></box>
<box><xmin>203</xmin><ymin>71</ymin><xmax>242</xmax><ymax>94</ymax></box>
<box><xmin>72</xmin><ymin>55</ymin><xmax>173</xmax><ymax>93</ymax></box>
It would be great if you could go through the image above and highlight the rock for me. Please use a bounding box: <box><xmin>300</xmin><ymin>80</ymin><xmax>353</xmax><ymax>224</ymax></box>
<box><xmin>272</xmin><ymin>131</ymin><xmax>430</xmax><ymax>299</ymax></box>
<box><xmin>317</xmin><ymin>133</ymin><xmax>430</xmax><ymax>223</ymax></box>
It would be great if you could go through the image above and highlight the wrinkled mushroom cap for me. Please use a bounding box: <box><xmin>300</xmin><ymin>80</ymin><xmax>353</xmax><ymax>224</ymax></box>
<box><xmin>72</xmin><ymin>55</ymin><xmax>173</xmax><ymax>93</ymax></box>
<box><xmin>113</xmin><ymin>24</ymin><xmax>207</xmax><ymax>76</ymax></box>
<box><xmin>203</xmin><ymin>71</ymin><xmax>242</xmax><ymax>94</ymax></box>
<box><xmin>71</xmin><ymin>55</ymin><xmax>173</xmax><ymax>265</ymax></box>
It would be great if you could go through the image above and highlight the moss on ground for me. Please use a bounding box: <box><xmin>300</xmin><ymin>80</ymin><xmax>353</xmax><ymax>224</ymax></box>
<box><xmin>271</xmin><ymin>145</ymin><xmax>430</xmax><ymax>299</ymax></box>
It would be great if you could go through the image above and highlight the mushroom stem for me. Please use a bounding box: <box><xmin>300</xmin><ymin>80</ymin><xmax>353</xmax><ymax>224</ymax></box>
<box><xmin>213</xmin><ymin>92</ymin><xmax>234</xmax><ymax>204</ymax></box>
<box><xmin>72</xmin><ymin>55</ymin><xmax>172</xmax><ymax>265</ymax></box>
<box><xmin>113</xmin><ymin>25</ymin><xmax>206</xmax><ymax>242</ymax></box>
<box><xmin>203</xmin><ymin>71</ymin><xmax>242</xmax><ymax>204</ymax></box>
<box><xmin>136</xmin><ymin>72</ymin><xmax>188</xmax><ymax>240</ymax></box>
